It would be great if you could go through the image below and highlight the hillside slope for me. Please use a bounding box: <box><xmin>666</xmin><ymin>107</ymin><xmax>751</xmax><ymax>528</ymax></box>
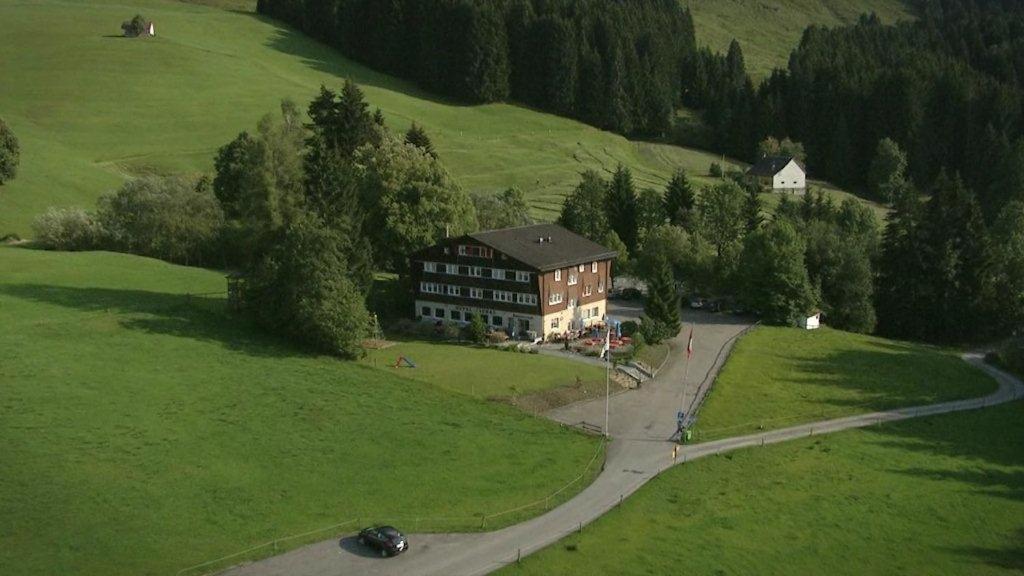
<box><xmin>0</xmin><ymin>0</ymin><xmax>737</xmax><ymax>236</ymax></box>
<box><xmin>685</xmin><ymin>0</ymin><xmax>913</xmax><ymax>79</ymax></box>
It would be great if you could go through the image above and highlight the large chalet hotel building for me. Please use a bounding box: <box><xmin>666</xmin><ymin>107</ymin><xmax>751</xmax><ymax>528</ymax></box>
<box><xmin>411</xmin><ymin>224</ymin><xmax>617</xmax><ymax>340</ymax></box>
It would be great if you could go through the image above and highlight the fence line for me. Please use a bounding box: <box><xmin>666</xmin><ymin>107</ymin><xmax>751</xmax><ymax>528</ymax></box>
<box><xmin>683</xmin><ymin>322</ymin><xmax>761</xmax><ymax>429</ymax></box>
<box><xmin>175</xmin><ymin>438</ymin><xmax>607</xmax><ymax>576</ymax></box>
<box><xmin>175</xmin><ymin>518</ymin><xmax>359</xmax><ymax>576</ymax></box>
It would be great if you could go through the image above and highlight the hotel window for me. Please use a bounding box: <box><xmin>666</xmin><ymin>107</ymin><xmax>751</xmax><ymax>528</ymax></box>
<box><xmin>516</xmin><ymin>270</ymin><xmax>530</xmax><ymax>283</ymax></box>
<box><xmin>437</xmin><ymin>263</ymin><xmax>449</xmax><ymax>274</ymax></box>
<box><xmin>568</xmin><ymin>273</ymin><xmax>578</xmax><ymax>286</ymax></box>
<box><xmin>592</xmin><ymin>307</ymin><xmax>599</xmax><ymax>317</ymax></box>
<box><xmin>549</xmin><ymin>292</ymin><xmax>563</xmax><ymax>305</ymax></box>
<box><xmin>554</xmin><ymin>269</ymin><xmax>561</xmax><ymax>282</ymax></box>
<box><xmin>492</xmin><ymin>315</ymin><xmax>503</xmax><ymax>327</ymax></box>
<box><xmin>578</xmin><ymin>264</ymin><xmax>585</xmax><ymax>272</ymax></box>
<box><xmin>584</xmin><ymin>284</ymin><xmax>592</xmax><ymax>296</ymax></box>
<box><xmin>494</xmin><ymin>291</ymin><xmax>513</xmax><ymax>303</ymax></box>
<box><xmin>569</xmin><ymin>298</ymin><xmax>577</xmax><ymax>308</ymax></box>
<box><xmin>443</xmin><ymin>247</ymin><xmax>450</xmax><ymax>255</ymax></box>
<box><xmin>591</xmin><ymin>261</ymin><xmax>598</xmax><ymax>273</ymax></box>
<box><xmin>420</xmin><ymin>282</ymin><xmax>441</xmax><ymax>294</ymax></box>
<box><xmin>450</xmin><ymin>310</ymin><xmax>461</xmax><ymax>321</ymax></box>
<box><xmin>465</xmin><ymin>312</ymin><xmax>474</xmax><ymax>321</ymax></box>
<box><xmin>598</xmin><ymin>281</ymin><xmax>605</xmax><ymax>293</ymax></box>
<box><xmin>469</xmin><ymin>288</ymin><xmax>483</xmax><ymax>299</ymax></box>
<box><xmin>470</xmin><ymin>266</ymin><xmax>482</xmax><ymax>277</ymax></box>
<box><xmin>435</xmin><ymin>308</ymin><xmax>444</xmax><ymax>318</ymax></box>
<box><xmin>459</xmin><ymin>265</ymin><xmax>470</xmax><ymax>275</ymax></box>
<box><xmin>423</xmin><ymin>262</ymin><xmax>436</xmax><ymax>273</ymax></box>
<box><xmin>482</xmin><ymin>268</ymin><xmax>493</xmax><ymax>279</ymax></box>
<box><xmin>421</xmin><ymin>306</ymin><xmax>431</xmax><ymax>317</ymax></box>
<box><xmin>458</xmin><ymin>245</ymin><xmax>467</xmax><ymax>256</ymax></box>
<box><xmin>447</xmin><ymin>285</ymin><xmax>460</xmax><ymax>296</ymax></box>
<box><xmin>551</xmin><ymin>317</ymin><xmax>560</xmax><ymax>329</ymax></box>
<box><xmin>517</xmin><ymin>293</ymin><xmax>537</xmax><ymax>305</ymax></box>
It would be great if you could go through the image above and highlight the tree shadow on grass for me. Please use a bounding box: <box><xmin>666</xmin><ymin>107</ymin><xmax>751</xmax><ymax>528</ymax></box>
<box><xmin>860</xmin><ymin>400</ymin><xmax>1024</xmax><ymax>570</ymax></box>
<box><xmin>949</xmin><ymin>527</ymin><xmax>1024</xmax><ymax>572</ymax></box>
<box><xmin>783</xmin><ymin>341</ymin><xmax>994</xmax><ymax>413</ymax></box>
<box><xmin>0</xmin><ymin>283</ymin><xmax>309</xmax><ymax>360</ymax></box>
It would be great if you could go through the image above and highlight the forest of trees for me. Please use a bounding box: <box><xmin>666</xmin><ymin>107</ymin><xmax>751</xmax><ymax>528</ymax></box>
<box><xmin>694</xmin><ymin>1</ymin><xmax>1024</xmax><ymax>218</ymax></box>
<box><xmin>256</xmin><ymin>0</ymin><xmax>695</xmax><ymax>136</ymax></box>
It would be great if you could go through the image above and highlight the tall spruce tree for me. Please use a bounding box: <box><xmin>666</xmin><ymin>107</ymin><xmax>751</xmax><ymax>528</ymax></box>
<box><xmin>606</xmin><ymin>165</ymin><xmax>639</xmax><ymax>254</ymax></box>
<box><xmin>920</xmin><ymin>172</ymin><xmax>994</xmax><ymax>342</ymax></box>
<box><xmin>663</xmin><ymin>169</ymin><xmax>696</xmax><ymax>228</ymax></box>
<box><xmin>742</xmin><ymin>185</ymin><xmax>764</xmax><ymax>233</ymax></box>
<box><xmin>643</xmin><ymin>253</ymin><xmax>681</xmax><ymax>337</ymax></box>
<box><xmin>405</xmin><ymin>122</ymin><xmax>436</xmax><ymax>157</ymax></box>
<box><xmin>875</xmin><ymin>181</ymin><xmax>927</xmax><ymax>339</ymax></box>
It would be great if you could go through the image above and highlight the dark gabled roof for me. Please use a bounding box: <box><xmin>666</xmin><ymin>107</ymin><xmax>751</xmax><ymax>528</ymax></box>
<box><xmin>468</xmin><ymin>223</ymin><xmax>617</xmax><ymax>272</ymax></box>
<box><xmin>746</xmin><ymin>155</ymin><xmax>803</xmax><ymax>177</ymax></box>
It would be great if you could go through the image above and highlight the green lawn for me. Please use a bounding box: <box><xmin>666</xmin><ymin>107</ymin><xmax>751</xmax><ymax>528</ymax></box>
<box><xmin>685</xmin><ymin>0</ymin><xmax>913</xmax><ymax>80</ymax></box>
<box><xmin>500</xmin><ymin>400</ymin><xmax>1024</xmax><ymax>576</ymax></box>
<box><xmin>0</xmin><ymin>0</ymin><xmax>741</xmax><ymax>236</ymax></box>
<box><xmin>0</xmin><ymin>245</ymin><xmax>601</xmax><ymax>576</ymax></box>
<box><xmin>360</xmin><ymin>341</ymin><xmax>605</xmax><ymax>400</ymax></box>
<box><xmin>692</xmin><ymin>326</ymin><xmax>997</xmax><ymax>441</ymax></box>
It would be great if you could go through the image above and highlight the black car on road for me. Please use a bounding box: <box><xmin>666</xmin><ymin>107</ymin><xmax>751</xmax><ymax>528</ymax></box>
<box><xmin>357</xmin><ymin>525</ymin><xmax>408</xmax><ymax>557</ymax></box>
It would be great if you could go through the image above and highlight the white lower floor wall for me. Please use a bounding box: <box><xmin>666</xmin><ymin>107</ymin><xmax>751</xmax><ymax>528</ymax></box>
<box><xmin>415</xmin><ymin>299</ymin><xmax>607</xmax><ymax>340</ymax></box>
<box><xmin>541</xmin><ymin>300</ymin><xmax>606</xmax><ymax>339</ymax></box>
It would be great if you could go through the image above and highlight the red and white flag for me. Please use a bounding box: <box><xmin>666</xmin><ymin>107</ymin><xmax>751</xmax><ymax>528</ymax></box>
<box><xmin>686</xmin><ymin>329</ymin><xmax>694</xmax><ymax>359</ymax></box>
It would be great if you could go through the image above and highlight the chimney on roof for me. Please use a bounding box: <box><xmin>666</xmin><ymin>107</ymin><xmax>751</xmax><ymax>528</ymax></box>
<box><xmin>547</xmin><ymin>236</ymin><xmax>552</xmax><ymax>243</ymax></box>
<box><xmin>538</xmin><ymin>237</ymin><xmax>545</xmax><ymax>244</ymax></box>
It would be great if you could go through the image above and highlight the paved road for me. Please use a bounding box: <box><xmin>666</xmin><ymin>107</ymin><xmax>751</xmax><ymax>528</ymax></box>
<box><xmin>221</xmin><ymin>316</ymin><xmax>1023</xmax><ymax>576</ymax></box>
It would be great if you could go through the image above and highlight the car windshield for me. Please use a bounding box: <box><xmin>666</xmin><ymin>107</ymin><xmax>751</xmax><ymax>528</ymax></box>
<box><xmin>380</xmin><ymin>527</ymin><xmax>401</xmax><ymax>538</ymax></box>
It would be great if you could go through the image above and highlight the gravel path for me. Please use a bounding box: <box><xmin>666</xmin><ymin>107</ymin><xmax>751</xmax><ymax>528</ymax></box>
<box><xmin>220</xmin><ymin>316</ymin><xmax>1023</xmax><ymax>576</ymax></box>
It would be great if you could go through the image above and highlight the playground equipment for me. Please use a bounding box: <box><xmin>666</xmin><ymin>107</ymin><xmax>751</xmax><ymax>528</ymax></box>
<box><xmin>394</xmin><ymin>356</ymin><xmax>417</xmax><ymax>368</ymax></box>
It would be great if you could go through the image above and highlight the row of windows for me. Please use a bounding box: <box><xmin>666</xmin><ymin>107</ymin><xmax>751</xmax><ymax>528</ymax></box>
<box><xmin>420</xmin><ymin>306</ymin><xmax>507</xmax><ymax>326</ymax></box>
<box><xmin>419</xmin><ymin>282</ymin><xmax>538</xmax><ymax>305</ymax></box>
<box><xmin>422</xmin><ymin>261</ymin><xmax>531</xmax><ymax>283</ymax></box>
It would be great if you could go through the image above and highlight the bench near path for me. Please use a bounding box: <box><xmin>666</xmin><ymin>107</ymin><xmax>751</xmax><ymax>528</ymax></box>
<box><xmin>220</xmin><ymin>314</ymin><xmax>1023</xmax><ymax>576</ymax></box>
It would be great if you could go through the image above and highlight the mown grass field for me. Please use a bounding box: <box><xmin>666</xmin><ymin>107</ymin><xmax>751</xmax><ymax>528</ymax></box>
<box><xmin>359</xmin><ymin>340</ymin><xmax>605</xmax><ymax>400</ymax></box>
<box><xmin>685</xmin><ymin>0</ymin><xmax>913</xmax><ymax>80</ymax></box>
<box><xmin>0</xmin><ymin>0</ymin><xmax>741</xmax><ymax>236</ymax></box>
<box><xmin>0</xmin><ymin>245</ymin><xmax>603</xmax><ymax>576</ymax></box>
<box><xmin>500</xmin><ymin>400</ymin><xmax>1024</xmax><ymax>576</ymax></box>
<box><xmin>692</xmin><ymin>326</ymin><xmax>996</xmax><ymax>441</ymax></box>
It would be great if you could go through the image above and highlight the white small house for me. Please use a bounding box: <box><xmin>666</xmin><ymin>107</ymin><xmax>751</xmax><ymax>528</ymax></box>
<box><xmin>800</xmin><ymin>310</ymin><xmax>821</xmax><ymax>330</ymax></box>
<box><xmin>747</xmin><ymin>155</ymin><xmax>806</xmax><ymax>193</ymax></box>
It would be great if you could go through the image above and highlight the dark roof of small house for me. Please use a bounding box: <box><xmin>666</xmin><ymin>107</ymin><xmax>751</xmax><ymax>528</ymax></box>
<box><xmin>468</xmin><ymin>223</ymin><xmax>618</xmax><ymax>272</ymax></box>
<box><xmin>746</xmin><ymin>155</ymin><xmax>803</xmax><ymax>177</ymax></box>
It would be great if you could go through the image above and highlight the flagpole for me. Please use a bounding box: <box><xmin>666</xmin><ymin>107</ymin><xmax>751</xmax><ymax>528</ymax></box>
<box><xmin>679</xmin><ymin>327</ymin><xmax>694</xmax><ymax>435</ymax></box>
<box><xmin>604</xmin><ymin>326</ymin><xmax>610</xmax><ymax>438</ymax></box>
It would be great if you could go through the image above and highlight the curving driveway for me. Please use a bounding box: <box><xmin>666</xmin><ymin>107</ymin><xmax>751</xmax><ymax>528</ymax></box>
<box><xmin>221</xmin><ymin>312</ymin><xmax>1023</xmax><ymax>576</ymax></box>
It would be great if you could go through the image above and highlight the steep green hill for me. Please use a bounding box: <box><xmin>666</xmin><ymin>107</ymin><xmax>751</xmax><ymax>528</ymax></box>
<box><xmin>0</xmin><ymin>0</ymin><xmax>737</xmax><ymax>236</ymax></box>
<box><xmin>685</xmin><ymin>0</ymin><xmax>913</xmax><ymax>79</ymax></box>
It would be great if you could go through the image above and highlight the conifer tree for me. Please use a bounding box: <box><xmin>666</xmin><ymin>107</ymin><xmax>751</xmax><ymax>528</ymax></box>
<box><xmin>663</xmin><ymin>169</ymin><xmax>695</xmax><ymax>228</ymax></box>
<box><xmin>643</xmin><ymin>253</ymin><xmax>681</xmax><ymax>337</ymax></box>
<box><xmin>405</xmin><ymin>122</ymin><xmax>436</xmax><ymax>157</ymax></box>
<box><xmin>742</xmin><ymin>186</ymin><xmax>763</xmax><ymax>233</ymax></box>
<box><xmin>605</xmin><ymin>165</ymin><xmax>639</xmax><ymax>254</ymax></box>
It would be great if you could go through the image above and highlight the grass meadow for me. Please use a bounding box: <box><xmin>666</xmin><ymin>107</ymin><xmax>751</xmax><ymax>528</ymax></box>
<box><xmin>692</xmin><ymin>326</ymin><xmax>997</xmax><ymax>441</ymax></box>
<box><xmin>360</xmin><ymin>341</ymin><xmax>605</xmax><ymax>400</ymax></box>
<box><xmin>0</xmin><ymin>245</ymin><xmax>604</xmax><ymax>576</ymax></box>
<box><xmin>0</xmin><ymin>0</ymin><xmax>740</xmax><ymax>236</ymax></box>
<box><xmin>500</xmin><ymin>400</ymin><xmax>1024</xmax><ymax>576</ymax></box>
